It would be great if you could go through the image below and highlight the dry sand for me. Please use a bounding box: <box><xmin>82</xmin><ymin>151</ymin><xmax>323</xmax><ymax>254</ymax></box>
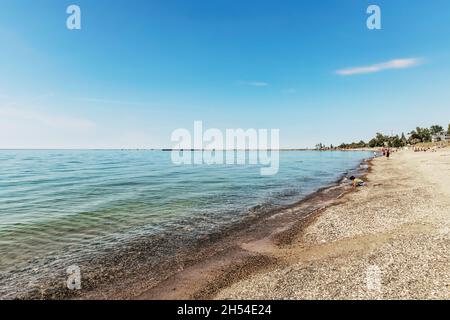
<box><xmin>215</xmin><ymin>149</ymin><xmax>450</xmax><ymax>300</ymax></box>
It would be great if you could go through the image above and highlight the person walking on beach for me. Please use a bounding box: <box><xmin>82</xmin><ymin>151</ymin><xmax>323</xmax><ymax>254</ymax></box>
<box><xmin>386</xmin><ymin>149</ymin><xmax>390</xmax><ymax>159</ymax></box>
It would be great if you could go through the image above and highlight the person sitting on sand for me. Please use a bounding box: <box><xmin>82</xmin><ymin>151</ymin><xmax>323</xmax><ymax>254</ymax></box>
<box><xmin>349</xmin><ymin>176</ymin><xmax>365</xmax><ymax>188</ymax></box>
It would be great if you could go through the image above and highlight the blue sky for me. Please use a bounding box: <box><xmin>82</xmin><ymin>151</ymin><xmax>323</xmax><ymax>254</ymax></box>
<box><xmin>1</xmin><ymin>0</ymin><xmax>450</xmax><ymax>148</ymax></box>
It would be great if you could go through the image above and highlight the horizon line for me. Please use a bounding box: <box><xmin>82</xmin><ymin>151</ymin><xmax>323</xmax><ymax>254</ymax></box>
<box><xmin>0</xmin><ymin>148</ymin><xmax>375</xmax><ymax>151</ymax></box>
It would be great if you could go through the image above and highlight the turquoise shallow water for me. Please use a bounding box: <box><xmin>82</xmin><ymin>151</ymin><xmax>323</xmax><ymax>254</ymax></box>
<box><xmin>0</xmin><ymin>150</ymin><xmax>371</xmax><ymax>297</ymax></box>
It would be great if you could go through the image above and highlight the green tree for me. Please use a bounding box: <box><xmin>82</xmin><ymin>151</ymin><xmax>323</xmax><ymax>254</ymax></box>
<box><xmin>390</xmin><ymin>135</ymin><xmax>404</xmax><ymax>148</ymax></box>
<box><xmin>430</xmin><ymin>125</ymin><xmax>443</xmax><ymax>135</ymax></box>
<box><xmin>368</xmin><ymin>138</ymin><xmax>377</xmax><ymax>148</ymax></box>
<box><xmin>410</xmin><ymin>127</ymin><xmax>432</xmax><ymax>143</ymax></box>
<box><xmin>448</xmin><ymin>123</ymin><xmax>450</xmax><ymax>135</ymax></box>
<box><xmin>418</xmin><ymin>127</ymin><xmax>432</xmax><ymax>142</ymax></box>
<box><xmin>408</xmin><ymin>129</ymin><xmax>419</xmax><ymax>143</ymax></box>
<box><xmin>401</xmin><ymin>132</ymin><xmax>408</xmax><ymax>145</ymax></box>
<box><xmin>373</xmin><ymin>133</ymin><xmax>390</xmax><ymax>147</ymax></box>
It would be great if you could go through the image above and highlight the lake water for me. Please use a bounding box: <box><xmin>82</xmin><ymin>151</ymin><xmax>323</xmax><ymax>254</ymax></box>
<box><xmin>0</xmin><ymin>150</ymin><xmax>372</xmax><ymax>297</ymax></box>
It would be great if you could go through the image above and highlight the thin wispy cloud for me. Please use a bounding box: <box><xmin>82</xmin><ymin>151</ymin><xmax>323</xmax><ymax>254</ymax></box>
<box><xmin>79</xmin><ymin>97</ymin><xmax>146</xmax><ymax>106</ymax></box>
<box><xmin>281</xmin><ymin>88</ymin><xmax>297</xmax><ymax>94</ymax></box>
<box><xmin>0</xmin><ymin>106</ymin><xmax>96</xmax><ymax>131</ymax></box>
<box><xmin>237</xmin><ymin>81</ymin><xmax>270</xmax><ymax>87</ymax></box>
<box><xmin>336</xmin><ymin>58</ymin><xmax>423</xmax><ymax>76</ymax></box>
<box><xmin>4</xmin><ymin>92</ymin><xmax>56</xmax><ymax>108</ymax></box>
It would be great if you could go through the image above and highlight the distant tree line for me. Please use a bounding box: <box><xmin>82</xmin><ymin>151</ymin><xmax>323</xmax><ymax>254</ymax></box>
<box><xmin>316</xmin><ymin>123</ymin><xmax>450</xmax><ymax>150</ymax></box>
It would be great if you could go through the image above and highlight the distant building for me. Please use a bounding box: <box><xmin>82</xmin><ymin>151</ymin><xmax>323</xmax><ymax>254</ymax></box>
<box><xmin>431</xmin><ymin>131</ymin><xmax>450</xmax><ymax>142</ymax></box>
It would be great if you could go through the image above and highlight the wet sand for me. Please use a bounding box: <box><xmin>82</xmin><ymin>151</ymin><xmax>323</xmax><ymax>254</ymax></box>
<box><xmin>132</xmin><ymin>166</ymin><xmax>369</xmax><ymax>300</ymax></box>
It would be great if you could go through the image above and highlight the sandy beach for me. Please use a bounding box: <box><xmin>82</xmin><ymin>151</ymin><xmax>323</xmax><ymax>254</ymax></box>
<box><xmin>213</xmin><ymin>148</ymin><xmax>450</xmax><ymax>300</ymax></box>
<box><xmin>119</xmin><ymin>148</ymin><xmax>448</xmax><ymax>300</ymax></box>
<box><xmin>22</xmin><ymin>149</ymin><xmax>449</xmax><ymax>300</ymax></box>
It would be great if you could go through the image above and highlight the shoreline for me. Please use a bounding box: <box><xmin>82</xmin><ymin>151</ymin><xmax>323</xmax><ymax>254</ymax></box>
<box><xmin>134</xmin><ymin>159</ymin><xmax>372</xmax><ymax>300</ymax></box>
<box><xmin>20</xmin><ymin>156</ymin><xmax>372</xmax><ymax>300</ymax></box>
<box><xmin>91</xmin><ymin>159</ymin><xmax>372</xmax><ymax>299</ymax></box>
<box><xmin>216</xmin><ymin>149</ymin><xmax>450</xmax><ymax>299</ymax></box>
<box><xmin>26</xmin><ymin>148</ymin><xmax>449</xmax><ymax>299</ymax></box>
